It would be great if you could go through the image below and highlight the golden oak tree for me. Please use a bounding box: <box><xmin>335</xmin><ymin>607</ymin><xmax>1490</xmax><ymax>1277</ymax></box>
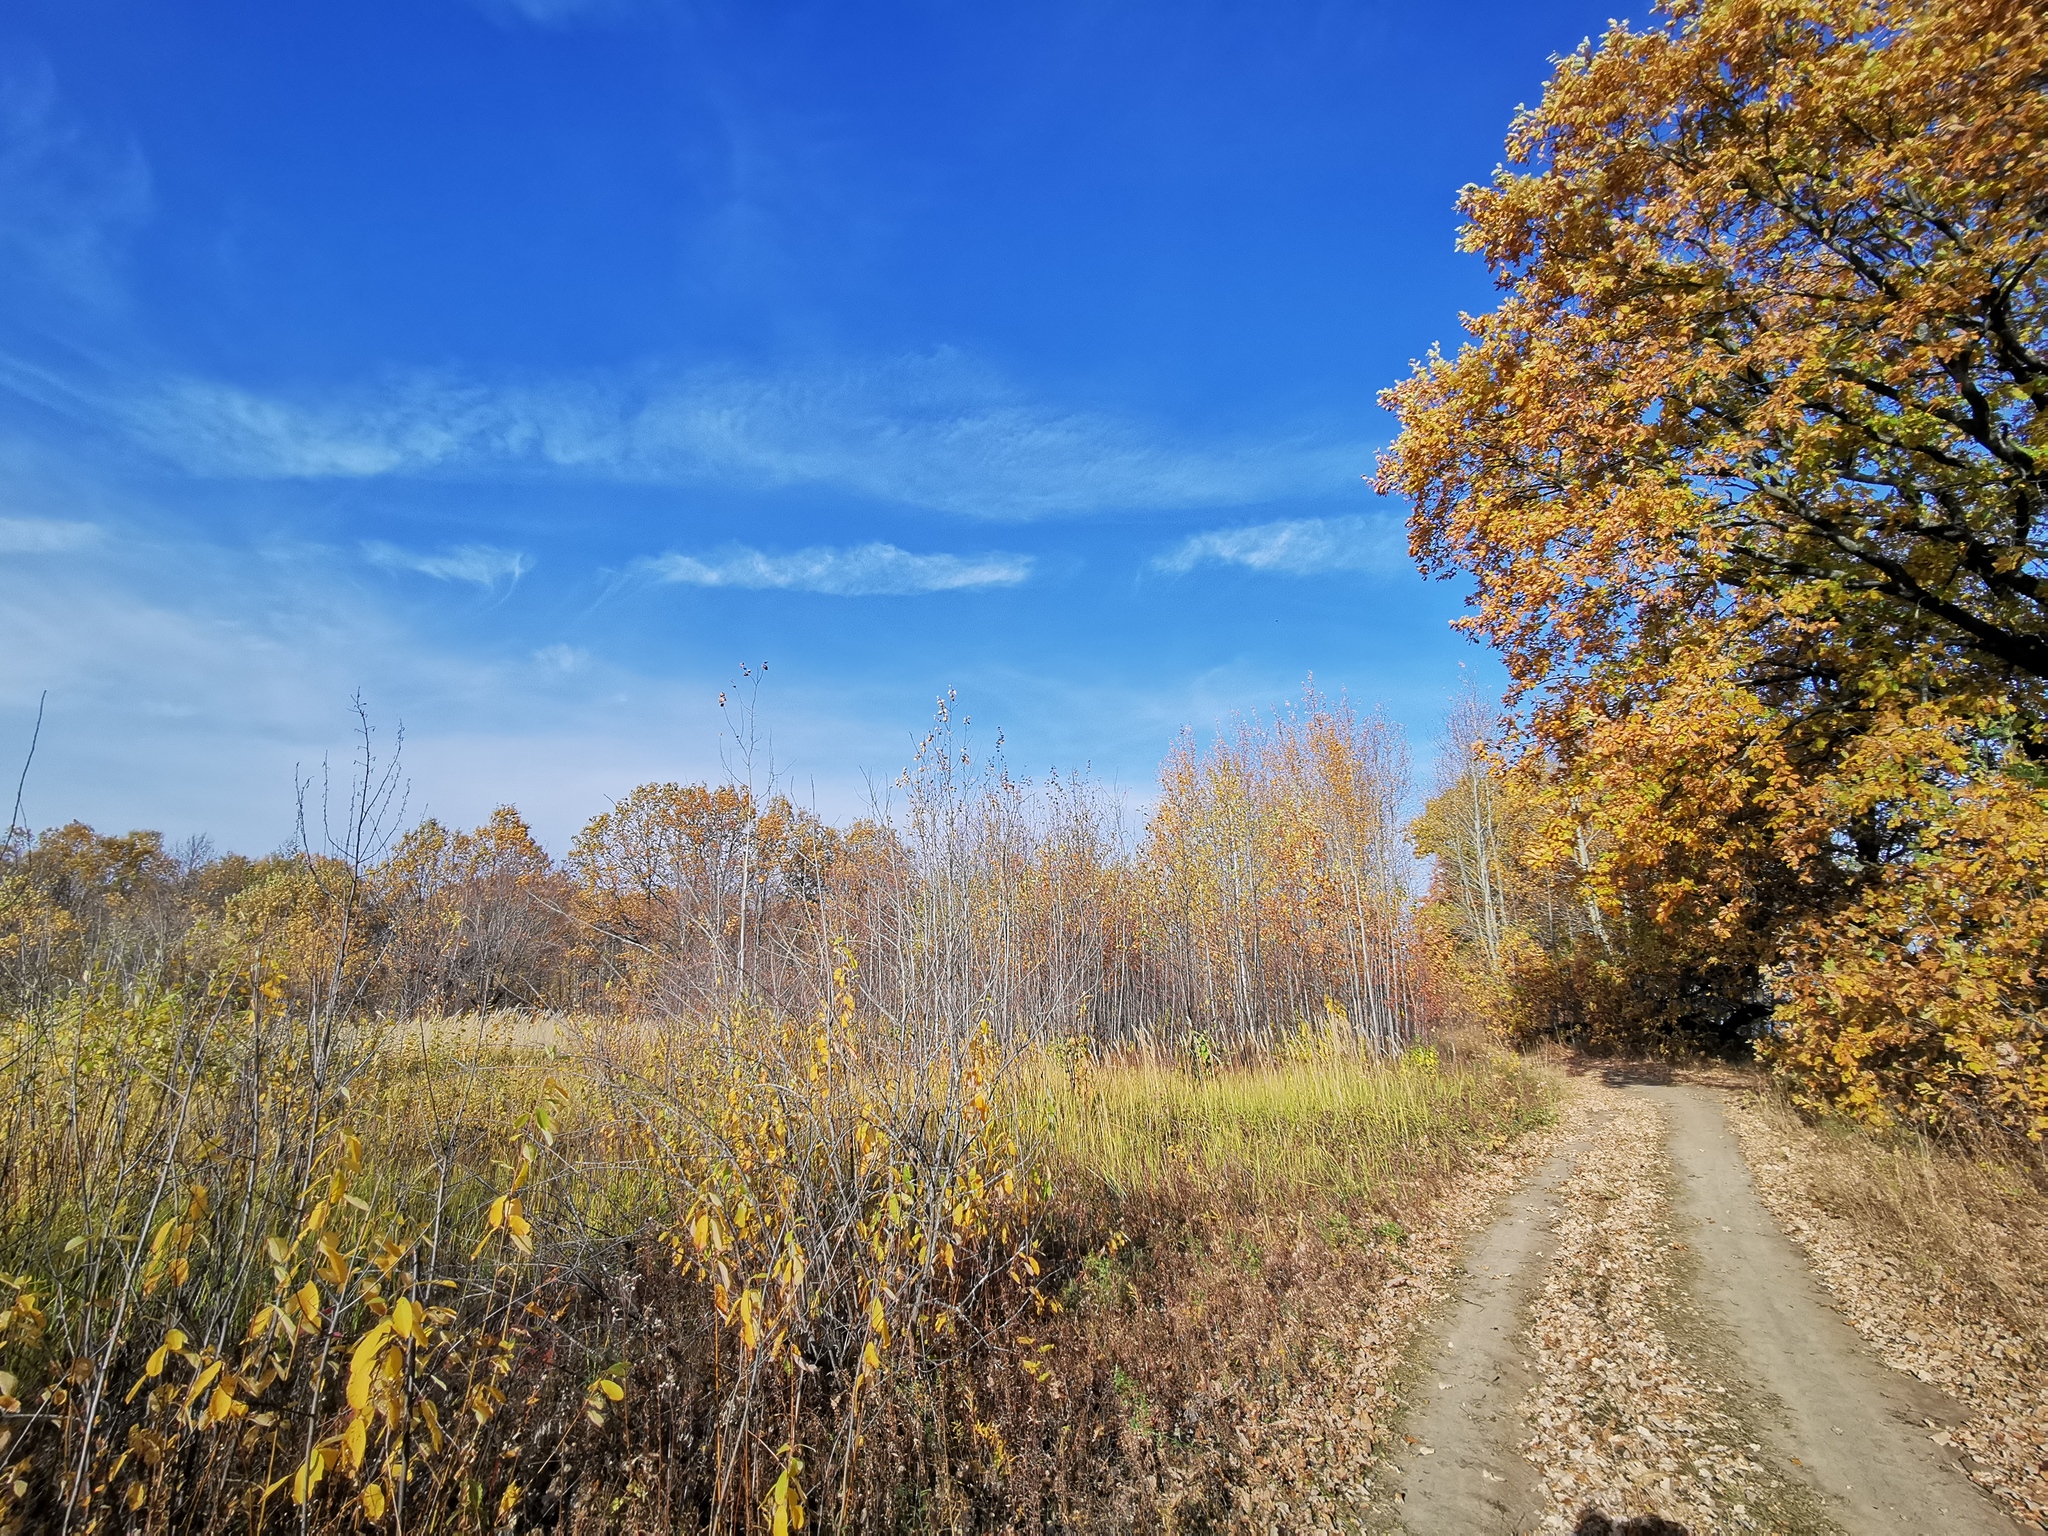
<box><xmin>1380</xmin><ymin>0</ymin><xmax>2048</xmax><ymax>1132</ymax></box>
<box><xmin>377</xmin><ymin>807</ymin><xmax>571</xmax><ymax>1013</ymax></box>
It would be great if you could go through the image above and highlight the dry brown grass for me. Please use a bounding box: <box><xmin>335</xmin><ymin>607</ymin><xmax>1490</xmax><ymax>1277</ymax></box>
<box><xmin>1727</xmin><ymin>1088</ymin><xmax>2048</xmax><ymax>1528</ymax></box>
<box><xmin>1740</xmin><ymin>1090</ymin><xmax>2048</xmax><ymax>1349</ymax></box>
<box><xmin>1014</xmin><ymin>1047</ymin><xmax>1564</xmax><ymax>1533</ymax></box>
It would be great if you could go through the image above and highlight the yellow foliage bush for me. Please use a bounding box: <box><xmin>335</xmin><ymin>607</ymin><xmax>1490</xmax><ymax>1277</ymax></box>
<box><xmin>1767</xmin><ymin>714</ymin><xmax>2048</xmax><ymax>1140</ymax></box>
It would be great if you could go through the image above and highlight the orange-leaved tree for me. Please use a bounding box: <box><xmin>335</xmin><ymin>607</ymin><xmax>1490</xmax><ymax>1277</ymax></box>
<box><xmin>568</xmin><ymin>782</ymin><xmax>840</xmax><ymax>1010</ymax></box>
<box><xmin>1379</xmin><ymin>0</ymin><xmax>2048</xmax><ymax>1133</ymax></box>
<box><xmin>377</xmin><ymin>806</ymin><xmax>574</xmax><ymax>1015</ymax></box>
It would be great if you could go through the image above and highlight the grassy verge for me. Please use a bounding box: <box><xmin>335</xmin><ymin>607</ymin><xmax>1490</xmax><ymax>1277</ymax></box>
<box><xmin>1001</xmin><ymin>1046</ymin><xmax>1558</xmax><ymax>1532</ymax></box>
<box><xmin>1726</xmin><ymin>1089</ymin><xmax>2048</xmax><ymax>1528</ymax></box>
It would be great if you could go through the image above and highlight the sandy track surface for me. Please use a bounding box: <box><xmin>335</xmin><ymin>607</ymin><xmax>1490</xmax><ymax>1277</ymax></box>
<box><xmin>1395</xmin><ymin>1137</ymin><xmax>1582</xmax><ymax>1530</ymax></box>
<box><xmin>1391</xmin><ymin>1074</ymin><xmax>2019</xmax><ymax>1535</ymax></box>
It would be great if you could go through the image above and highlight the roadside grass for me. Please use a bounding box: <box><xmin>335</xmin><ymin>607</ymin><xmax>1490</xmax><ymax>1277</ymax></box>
<box><xmin>1729</xmin><ymin>1087</ymin><xmax>2048</xmax><ymax>1528</ymax></box>
<box><xmin>1744</xmin><ymin>1089</ymin><xmax>2048</xmax><ymax>1343</ymax></box>
<box><xmin>1016</xmin><ymin>1044</ymin><xmax>1560</xmax><ymax>1531</ymax></box>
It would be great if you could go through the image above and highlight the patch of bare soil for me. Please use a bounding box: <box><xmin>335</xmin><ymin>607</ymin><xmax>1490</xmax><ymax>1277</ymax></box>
<box><xmin>1385</xmin><ymin>1075</ymin><xmax>1619</xmax><ymax>1534</ymax></box>
<box><xmin>1518</xmin><ymin>1082</ymin><xmax>1776</xmax><ymax>1533</ymax></box>
<box><xmin>1726</xmin><ymin>1094</ymin><xmax>2048</xmax><ymax>1531</ymax></box>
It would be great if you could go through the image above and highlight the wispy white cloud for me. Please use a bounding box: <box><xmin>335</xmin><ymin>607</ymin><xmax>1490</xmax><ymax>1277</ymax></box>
<box><xmin>532</xmin><ymin>643</ymin><xmax>590</xmax><ymax>673</ymax></box>
<box><xmin>1153</xmin><ymin>514</ymin><xmax>1408</xmax><ymax>577</ymax></box>
<box><xmin>363</xmin><ymin>541</ymin><xmax>531</xmax><ymax>587</ymax></box>
<box><xmin>144</xmin><ymin>379</ymin><xmax>477</xmax><ymax>478</ymax></box>
<box><xmin>641</xmin><ymin>541</ymin><xmax>1032</xmax><ymax>596</ymax></box>
<box><xmin>0</xmin><ymin>515</ymin><xmax>903</xmax><ymax>851</ymax></box>
<box><xmin>0</xmin><ymin>514</ymin><xmax>99</xmax><ymax>553</ymax></box>
<box><xmin>76</xmin><ymin>351</ymin><xmax>1368</xmax><ymax>519</ymax></box>
<box><xmin>0</xmin><ymin>62</ymin><xmax>151</xmax><ymax>307</ymax></box>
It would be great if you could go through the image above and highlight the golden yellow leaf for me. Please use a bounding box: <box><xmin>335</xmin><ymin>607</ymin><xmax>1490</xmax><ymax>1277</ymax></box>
<box><xmin>343</xmin><ymin>1414</ymin><xmax>367</xmax><ymax>1472</ymax></box>
<box><xmin>420</xmin><ymin>1396</ymin><xmax>445</xmax><ymax>1455</ymax></box>
<box><xmin>347</xmin><ymin>1323</ymin><xmax>394</xmax><ymax>1413</ymax></box>
<box><xmin>181</xmin><ymin>1360</ymin><xmax>222</xmax><ymax>1413</ymax></box>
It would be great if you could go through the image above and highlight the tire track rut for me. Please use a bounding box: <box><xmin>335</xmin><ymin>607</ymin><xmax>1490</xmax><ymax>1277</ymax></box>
<box><xmin>1390</xmin><ymin>1074</ymin><xmax>2019</xmax><ymax>1535</ymax></box>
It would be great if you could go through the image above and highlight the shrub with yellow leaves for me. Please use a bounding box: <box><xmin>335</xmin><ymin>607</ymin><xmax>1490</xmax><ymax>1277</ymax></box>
<box><xmin>0</xmin><ymin>973</ymin><xmax>637</xmax><ymax>1536</ymax></box>
<box><xmin>602</xmin><ymin>955</ymin><xmax>1056</xmax><ymax>1531</ymax></box>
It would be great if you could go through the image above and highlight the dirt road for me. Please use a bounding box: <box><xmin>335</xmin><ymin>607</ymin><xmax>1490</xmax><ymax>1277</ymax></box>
<box><xmin>1390</xmin><ymin>1075</ymin><xmax>2021</xmax><ymax>1534</ymax></box>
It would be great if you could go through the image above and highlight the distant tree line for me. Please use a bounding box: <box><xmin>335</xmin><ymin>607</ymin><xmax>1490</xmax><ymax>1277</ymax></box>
<box><xmin>0</xmin><ymin>688</ymin><xmax>1425</xmax><ymax>1052</ymax></box>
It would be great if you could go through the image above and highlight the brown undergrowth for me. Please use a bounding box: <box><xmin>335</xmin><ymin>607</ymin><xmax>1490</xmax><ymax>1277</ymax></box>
<box><xmin>1017</xmin><ymin>1050</ymin><xmax>1562</xmax><ymax>1533</ymax></box>
<box><xmin>1726</xmin><ymin>1089</ymin><xmax>2048</xmax><ymax>1529</ymax></box>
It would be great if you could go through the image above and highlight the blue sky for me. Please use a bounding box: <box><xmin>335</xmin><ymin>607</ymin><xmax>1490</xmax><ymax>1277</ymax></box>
<box><xmin>0</xmin><ymin>0</ymin><xmax>1633</xmax><ymax>854</ymax></box>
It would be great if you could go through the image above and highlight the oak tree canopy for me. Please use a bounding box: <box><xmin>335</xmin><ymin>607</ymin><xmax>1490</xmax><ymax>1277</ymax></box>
<box><xmin>1385</xmin><ymin>0</ymin><xmax>2048</xmax><ymax>1134</ymax></box>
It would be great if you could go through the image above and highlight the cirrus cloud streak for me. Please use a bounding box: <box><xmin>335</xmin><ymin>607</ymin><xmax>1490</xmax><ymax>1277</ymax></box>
<box><xmin>0</xmin><ymin>514</ymin><xmax>100</xmax><ymax>553</ymax></box>
<box><xmin>362</xmin><ymin>541</ymin><xmax>532</xmax><ymax>587</ymax></box>
<box><xmin>640</xmin><ymin>541</ymin><xmax>1032</xmax><ymax>596</ymax></box>
<box><xmin>1154</xmin><ymin>513</ymin><xmax>1408</xmax><ymax>577</ymax></box>
<box><xmin>1</xmin><ymin>349</ymin><xmax>1372</xmax><ymax>520</ymax></box>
